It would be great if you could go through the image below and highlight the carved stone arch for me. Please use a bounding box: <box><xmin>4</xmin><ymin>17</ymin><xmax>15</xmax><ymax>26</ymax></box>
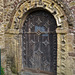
<box><xmin>5</xmin><ymin>0</ymin><xmax>69</xmax><ymax>75</ymax></box>
<box><xmin>6</xmin><ymin>0</ymin><xmax>69</xmax><ymax>32</ymax></box>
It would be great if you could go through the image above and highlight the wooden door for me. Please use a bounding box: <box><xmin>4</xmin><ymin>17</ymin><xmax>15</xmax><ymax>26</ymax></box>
<box><xmin>22</xmin><ymin>10</ymin><xmax>57</xmax><ymax>75</ymax></box>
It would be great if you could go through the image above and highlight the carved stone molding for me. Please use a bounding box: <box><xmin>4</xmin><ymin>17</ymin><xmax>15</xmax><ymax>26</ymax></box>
<box><xmin>4</xmin><ymin>0</ymin><xmax>69</xmax><ymax>75</ymax></box>
<box><xmin>5</xmin><ymin>0</ymin><xmax>68</xmax><ymax>32</ymax></box>
<box><xmin>56</xmin><ymin>28</ymin><xmax>68</xmax><ymax>34</ymax></box>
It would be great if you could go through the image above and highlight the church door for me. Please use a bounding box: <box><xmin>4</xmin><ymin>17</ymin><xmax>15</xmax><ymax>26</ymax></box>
<box><xmin>22</xmin><ymin>10</ymin><xmax>57</xmax><ymax>75</ymax></box>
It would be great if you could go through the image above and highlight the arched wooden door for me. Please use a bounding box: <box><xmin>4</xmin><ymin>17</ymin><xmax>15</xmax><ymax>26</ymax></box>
<box><xmin>22</xmin><ymin>10</ymin><xmax>57</xmax><ymax>75</ymax></box>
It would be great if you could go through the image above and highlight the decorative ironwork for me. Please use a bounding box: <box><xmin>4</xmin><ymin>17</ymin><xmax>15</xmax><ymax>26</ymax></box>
<box><xmin>29</xmin><ymin>40</ymin><xmax>35</xmax><ymax>45</ymax></box>
<box><xmin>43</xmin><ymin>60</ymin><xmax>50</xmax><ymax>71</ymax></box>
<box><xmin>36</xmin><ymin>30</ymin><xmax>42</xmax><ymax>35</ymax></box>
<box><xmin>36</xmin><ymin>17</ymin><xmax>42</xmax><ymax>25</ymax></box>
<box><xmin>22</xmin><ymin>10</ymin><xmax>57</xmax><ymax>75</ymax></box>
<box><xmin>42</xmin><ymin>40</ymin><xmax>49</xmax><ymax>46</ymax></box>
<box><xmin>44</xmin><ymin>20</ymin><xmax>50</xmax><ymax>28</ymax></box>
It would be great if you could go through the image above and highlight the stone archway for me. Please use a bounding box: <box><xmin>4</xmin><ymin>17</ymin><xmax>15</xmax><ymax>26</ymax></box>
<box><xmin>5</xmin><ymin>0</ymin><xmax>69</xmax><ymax>75</ymax></box>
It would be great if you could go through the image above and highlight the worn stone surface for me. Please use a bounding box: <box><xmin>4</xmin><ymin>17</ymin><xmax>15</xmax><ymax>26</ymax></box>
<box><xmin>0</xmin><ymin>0</ymin><xmax>75</xmax><ymax>75</ymax></box>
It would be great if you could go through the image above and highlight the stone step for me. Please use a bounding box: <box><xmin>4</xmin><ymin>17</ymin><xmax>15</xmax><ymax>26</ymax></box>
<box><xmin>20</xmin><ymin>72</ymin><xmax>49</xmax><ymax>75</ymax></box>
<box><xmin>19</xmin><ymin>68</ymin><xmax>53</xmax><ymax>75</ymax></box>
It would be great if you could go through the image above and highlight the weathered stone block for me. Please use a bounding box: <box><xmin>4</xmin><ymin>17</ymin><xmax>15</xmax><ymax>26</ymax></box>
<box><xmin>67</xmin><ymin>33</ymin><xmax>74</xmax><ymax>44</ymax></box>
<box><xmin>69</xmin><ymin>1</ymin><xmax>75</xmax><ymax>7</ymax></box>
<box><xmin>0</xmin><ymin>0</ymin><xmax>75</xmax><ymax>75</ymax></box>
<box><xmin>0</xmin><ymin>35</ymin><xmax>5</xmax><ymax>49</ymax></box>
<box><xmin>68</xmin><ymin>52</ymin><xmax>75</xmax><ymax>57</ymax></box>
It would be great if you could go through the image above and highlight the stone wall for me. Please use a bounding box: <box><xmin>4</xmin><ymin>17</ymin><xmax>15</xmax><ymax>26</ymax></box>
<box><xmin>0</xmin><ymin>0</ymin><xmax>75</xmax><ymax>75</ymax></box>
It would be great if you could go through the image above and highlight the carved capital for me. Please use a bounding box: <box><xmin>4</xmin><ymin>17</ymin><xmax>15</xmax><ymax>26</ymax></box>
<box><xmin>56</xmin><ymin>28</ymin><xmax>68</xmax><ymax>34</ymax></box>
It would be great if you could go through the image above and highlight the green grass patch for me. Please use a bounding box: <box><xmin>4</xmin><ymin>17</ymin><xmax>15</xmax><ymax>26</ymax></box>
<box><xmin>1</xmin><ymin>67</ymin><xmax>5</xmax><ymax>75</ymax></box>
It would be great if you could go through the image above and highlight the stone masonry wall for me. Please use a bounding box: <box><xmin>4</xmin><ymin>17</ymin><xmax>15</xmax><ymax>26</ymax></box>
<box><xmin>0</xmin><ymin>0</ymin><xmax>75</xmax><ymax>75</ymax></box>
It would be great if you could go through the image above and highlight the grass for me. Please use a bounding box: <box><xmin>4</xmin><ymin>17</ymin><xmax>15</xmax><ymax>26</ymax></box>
<box><xmin>1</xmin><ymin>67</ymin><xmax>5</xmax><ymax>75</ymax></box>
